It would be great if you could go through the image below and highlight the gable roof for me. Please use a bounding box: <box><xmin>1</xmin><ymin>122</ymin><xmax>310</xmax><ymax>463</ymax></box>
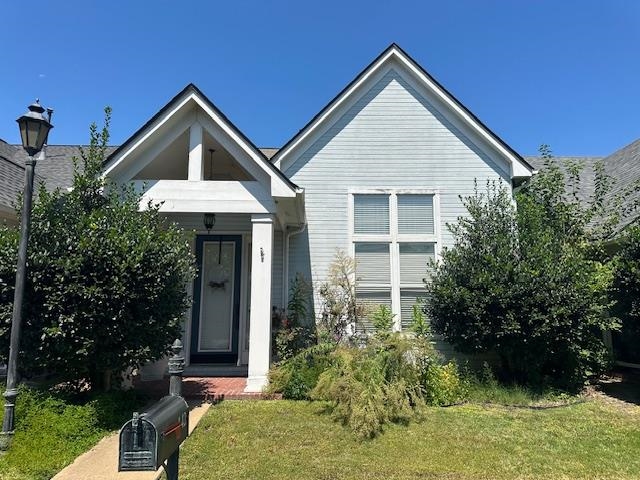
<box><xmin>272</xmin><ymin>43</ymin><xmax>534</xmax><ymax>178</ymax></box>
<box><xmin>104</xmin><ymin>83</ymin><xmax>299</xmax><ymax>192</ymax></box>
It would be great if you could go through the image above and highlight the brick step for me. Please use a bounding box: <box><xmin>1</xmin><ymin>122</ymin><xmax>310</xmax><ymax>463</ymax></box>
<box><xmin>132</xmin><ymin>376</ymin><xmax>280</xmax><ymax>401</ymax></box>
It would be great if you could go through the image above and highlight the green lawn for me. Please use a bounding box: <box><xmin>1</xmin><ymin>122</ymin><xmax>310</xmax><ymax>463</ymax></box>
<box><xmin>179</xmin><ymin>399</ymin><xmax>640</xmax><ymax>480</ymax></box>
<box><xmin>0</xmin><ymin>386</ymin><xmax>147</xmax><ymax>480</ymax></box>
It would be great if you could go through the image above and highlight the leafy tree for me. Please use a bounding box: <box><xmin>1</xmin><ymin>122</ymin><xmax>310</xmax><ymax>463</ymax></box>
<box><xmin>427</xmin><ymin>148</ymin><xmax>619</xmax><ymax>389</ymax></box>
<box><xmin>611</xmin><ymin>226</ymin><xmax>640</xmax><ymax>363</ymax></box>
<box><xmin>0</xmin><ymin>108</ymin><xmax>195</xmax><ymax>390</ymax></box>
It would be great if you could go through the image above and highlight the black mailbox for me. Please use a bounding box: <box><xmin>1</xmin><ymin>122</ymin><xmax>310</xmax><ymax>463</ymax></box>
<box><xmin>118</xmin><ymin>395</ymin><xmax>189</xmax><ymax>471</ymax></box>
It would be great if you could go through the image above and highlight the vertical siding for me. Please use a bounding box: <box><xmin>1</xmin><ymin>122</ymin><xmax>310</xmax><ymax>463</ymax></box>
<box><xmin>284</xmin><ymin>67</ymin><xmax>512</xmax><ymax>353</ymax></box>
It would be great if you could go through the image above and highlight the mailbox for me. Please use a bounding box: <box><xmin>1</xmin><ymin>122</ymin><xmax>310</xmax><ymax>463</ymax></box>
<box><xmin>118</xmin><ymin>395</ymin><xmax>189</xmax><ymax>471</ymax></box>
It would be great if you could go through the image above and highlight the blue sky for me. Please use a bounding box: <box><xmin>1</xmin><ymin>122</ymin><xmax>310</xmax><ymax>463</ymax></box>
<box><xmin>1</xmin><ymin>1</ymin><xmax>638</xmax><ymax>156</ymax></box>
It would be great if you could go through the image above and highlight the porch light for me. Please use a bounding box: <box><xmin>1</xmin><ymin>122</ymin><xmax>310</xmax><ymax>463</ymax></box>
<box><xmin>16</xmin><ymin>100</ymin><xmax>53</xmax><ymax>157</ymax></box>
<box><xmin>204</xmin><ymin>213</ymin><xmax>216</xmax><ymax>233</ymax></box>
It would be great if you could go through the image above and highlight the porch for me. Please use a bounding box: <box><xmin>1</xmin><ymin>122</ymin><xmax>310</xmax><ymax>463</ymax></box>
<box><xmin>101</xmin><ymin>85</ymin><xmax>305</xmax><ymax>392</ymax></box>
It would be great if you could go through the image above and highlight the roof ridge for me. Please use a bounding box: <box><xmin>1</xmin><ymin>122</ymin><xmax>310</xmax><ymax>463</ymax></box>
<box><xmin>602</xmin><ymin>137</ymin><xmax>640</xmax><ymax>162</ymax></box>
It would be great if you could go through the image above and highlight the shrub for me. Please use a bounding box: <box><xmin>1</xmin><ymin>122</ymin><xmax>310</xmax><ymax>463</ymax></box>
<box><xmin>0</xmin><ymin>108</ymin><xmax>196</xmax><ymax>390</ymax></box>
<box><xmin>410</xmin><ymin>302</ymin><xmax>431</xmax><ymax>339</ymax></box>
<box><xmin>611</xmin><ymin>226</ymin><xmax>640</xmax><ymax>363</ymax></box>
<box><xmin>267</xmin><ymin>343</ymin><xmax>335</xmax><ymax>400</ymax></box>
<box><xmin>311</xmin><ymin>335</ymin><xmax>466</xmax><ymax>438</ymax></box>
<box><xmin>272</xmin><ymin>274</ymin><xmax>315</xmax><ymax>362</ymax></box>
<box><xmin>0</xmin><ymin>384</ymin><xmax>146</xmax><ymax>479</ymax></box>
<box><xmin>427</xmin><ymin>157</ymin><xmax>619</xmax><ymax>390</ymax></box>
<box><xmin>317</xmin><ymin>250</ymin><xmax>365</xmax><ymax>344</ymax></box>
<box><xmin>371</xmin><ymin>304</ymin><xmax>395</xmax><ymax>337</ymax></box>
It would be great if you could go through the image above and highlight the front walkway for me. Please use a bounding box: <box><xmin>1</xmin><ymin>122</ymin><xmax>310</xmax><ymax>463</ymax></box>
<box><xmin>52</xmin><ymin>400</ymin><xmax>210</xmax><ymax>480</ymax></box>
<box><xmin>52</xmin><ymin>377</ymin><xmax>277</xmax><ymax>480</ymax></box>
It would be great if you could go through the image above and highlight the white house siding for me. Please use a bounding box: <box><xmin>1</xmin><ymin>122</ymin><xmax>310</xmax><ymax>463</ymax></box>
<box><xmin>284</xmin><ymin>68</ymin><xmax>512</xmax><ymax>356</ymax></box>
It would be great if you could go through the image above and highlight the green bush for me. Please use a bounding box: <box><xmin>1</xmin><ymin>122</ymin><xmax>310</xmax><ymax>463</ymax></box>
<box><xmin>0</xmin><ymin>108</ymin><xmax>195</xmax><ymax>390</ymax></box>
<box><xmin>272</xmin><ymin>274</ymin><xmax>315</xmax><ymax>362</ymax></box>
<box><xmin>611</xmin><ymin>226</ymin><xmax>640</xmax><ymax>363</ymax></box>
<box><xmin>0</xmin><ymin>385</ymin><xmax>147</xmax><ymax>480</ymax></box>
<box><xmin>267</xmin><ymin>343</ymin><xmax>335</xmax><ymax>400</ymax></box>
<box><xmin>428</xmin><ymin>154</ymin><xmax>619</xmax><ymax>390</ymax></box>
<box><xmin>311</xmin><ymin>335</ymin><xmax>466</xmax><ymax>438</ymax></box>
<box><xmin>423</xmin><ymin>361</ymin><xmax>467</xmax><ymax>406</ymax></box>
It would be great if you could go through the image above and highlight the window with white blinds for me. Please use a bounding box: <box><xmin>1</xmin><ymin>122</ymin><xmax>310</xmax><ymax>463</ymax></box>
<box><xmin>400</xmin><ymin>290</ymin><xmax>428</xmax><ymax>330</ymax></box>
<box><xmin>355</xmin><ymin>243</ymin><xmax>390</xmax><ymax>284</ymax></box>
<box><xmin>351</xmin><ymin>191</ymin><xmax>438</xmax><ymax>332</ymax></box>
<box><xmin>399</xmin><ymin>243</ymin><xmax>435</xmax><ymax>284</ymax></box>
<box><xmin>353</xmin><ymin>194</ymin><xmax>390</xmax><ymax>234</ymax></box>
<box><xmin>398</xmin><ymin>194</ymin><xmax>434</xmax><ymax>235</ymax></box>
<box><xmin>357</xmin><ymin>287</ymin><xmax>392</xmax><ymax>332</ymax></box>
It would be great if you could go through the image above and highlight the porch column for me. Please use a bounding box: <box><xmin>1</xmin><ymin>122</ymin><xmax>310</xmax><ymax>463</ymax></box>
<box><xmin>245</xmin><ymin>214</ymin><xmax>274</xmax><ymax>392</ymax></box>
<box><xmin>188</xmin><ymin>122</ymin><xmax>203</xmax><ymax>180</ymax></box>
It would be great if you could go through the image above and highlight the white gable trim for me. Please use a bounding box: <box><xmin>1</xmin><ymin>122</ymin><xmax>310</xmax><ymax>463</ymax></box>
<box><xmin>273</xmin><ymin>45</ymin><xmax>532</xmax><ymax>179</ymax></box>
<box><xmin>103</xmin><ymin>86</ymin><xmax>299</xmax><ymax>197</ymax></box>
<box><xmin>103</xmin><ymin>94</ymin><xmax>192</xmax><ymax>178</ymax></box>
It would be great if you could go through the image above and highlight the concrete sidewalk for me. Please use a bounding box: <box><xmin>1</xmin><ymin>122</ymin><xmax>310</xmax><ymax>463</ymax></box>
<box><xmin>52</xmin><ymin>400</ymin><xmax>211</xmax><ymax>480</ymax></box>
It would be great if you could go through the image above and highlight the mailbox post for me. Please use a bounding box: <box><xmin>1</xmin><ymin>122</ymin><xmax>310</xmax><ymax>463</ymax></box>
<box><xmin>166</xmin><ymin>339</ymin><xmax>184</xmax><ymax>480</ymax></box>
<box><xmin>119</xmin><ymin>339</ymin><xmax>188</xmax><ymax>480</ymax></box>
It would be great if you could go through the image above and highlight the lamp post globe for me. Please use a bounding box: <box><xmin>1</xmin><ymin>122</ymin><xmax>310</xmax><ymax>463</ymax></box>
<box><xmin>16</xmin><ymin>100</ymin><xmax>53</xmax><ymax>156</ymax></box>
<box><xmin>1</xmin><ymin>100</ymin><xmax>53</xmax><ymax>451</ymax></box>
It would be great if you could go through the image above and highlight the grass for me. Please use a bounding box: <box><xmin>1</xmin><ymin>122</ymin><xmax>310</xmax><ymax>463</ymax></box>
<box><xmin>465</xmin><ymin>377</ymin><xmax>579</xmax><ymax>407</ymax></box>
<box><xmin>0</xmin><ymin>385</ymin><xmax>147</xmax><ymax>480</ymax></box>
<box><xmin>178</xmin><ymin>398</ymin><xmax>640</xmax><ymax>480</ymax></box>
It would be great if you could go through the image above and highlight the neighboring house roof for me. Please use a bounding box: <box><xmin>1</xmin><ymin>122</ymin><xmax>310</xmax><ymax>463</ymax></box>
<box><xmin>11</xmin><ymin>145</ymin><xmax>114</xmax><ymax>191</ymax></box>
<box><xmin>259</xmin><ymin>148</ymin><xmax>279</xmax><ymax>160</ymax></box>
<box><xmin>526</xmin><ymin>138</ymin><xmax>640</xmax><ymax>237</ymax></box>
<box><xmin>0</xmin><ymin>140</ymin><xmax>47</xmax><ymax>213</ymax></box>
<box><xmin>272</xmin><ymin>43</ymin><xmax>534</xmax><ymax>179</ymax></box>
<box><xmin>525</xmin><ymin>155</ymin><xmax>604</xmax><ymax>205</ymax></box>
<box><xmin>0</xmin><ymin>155</ymin><xmax>26</xmax><ymax>213</ymax></box>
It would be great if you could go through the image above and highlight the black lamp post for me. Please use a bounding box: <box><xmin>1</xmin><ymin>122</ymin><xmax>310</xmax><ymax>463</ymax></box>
<box><xmin>0</xmin><ymin>100</ymin><xmax>53</xmax><ymax>450</ymax></box>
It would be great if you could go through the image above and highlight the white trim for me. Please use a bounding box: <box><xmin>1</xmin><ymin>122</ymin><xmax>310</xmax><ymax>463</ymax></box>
<box><xmin>113</xmin><ymin>113</ymin><xmax>194</xmax><ymax>182</ymax></box>
<box><xmin>103</xmin><ymin>95</ymin><xmax>194</xmax><ymax>177</ymax></box>
<box><xmin>104</xmin><ymin>89</ymin><xmax>299</xmax><ymax>198</ymax></box>
<box><xmin>275</xmin><ymin>46</ymin><xmax>532</xmax><ymax>179</ymax></box>
<box><xmin>275</xmin><ymin>49</ymin><xmax>397</xmax><ymax>168</ymax></box>
<box><xmin>188</xmin><ymin>121</ymin><xmax>204</xmax><ymax>181</ymax></box>
<box><xmin>191</xmin><ymin>95</ymin><xmax>297</xmax><ymax>197</ymax></box>
<box><xmin>389</xmin><ymin>193</ymin><xmax>401</xmax><ymax>331</ymax></box>
<box><xmin>135</xmin><ymin>180</ymin><xmax>277</xmax><ymax>214</ymax></box>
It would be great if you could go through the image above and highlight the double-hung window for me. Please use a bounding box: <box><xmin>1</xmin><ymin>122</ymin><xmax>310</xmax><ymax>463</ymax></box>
<box><xmin>351</xmin><ymin>191</ymin><xmax>438</xmax><ymax>331</ymax></box>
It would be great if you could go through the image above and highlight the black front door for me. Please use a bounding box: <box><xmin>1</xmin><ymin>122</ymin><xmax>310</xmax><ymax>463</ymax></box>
<box><xmin>190</xmin><ymin>235</ymin><xmax>242</xmax><ymax>364</ymax></box>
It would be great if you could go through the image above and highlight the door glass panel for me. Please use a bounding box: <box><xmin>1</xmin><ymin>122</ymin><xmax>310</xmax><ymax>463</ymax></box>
<box><xmin>199</xmin><ymin>241</ymin><xmax>235</xmax><ymax>351</ymax></box>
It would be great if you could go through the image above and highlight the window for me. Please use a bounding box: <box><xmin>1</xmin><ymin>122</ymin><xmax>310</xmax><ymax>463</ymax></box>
<box><xmin>351</xmin><ymin>192</ymin><xmax>438</xmax><ymax>331</ymax></box>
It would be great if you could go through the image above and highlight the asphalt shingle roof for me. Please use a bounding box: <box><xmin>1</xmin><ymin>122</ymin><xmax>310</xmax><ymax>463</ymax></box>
<box><xmin>0</xmin><ymin>156</ymin><xmax>26</xmax><ymax>211</ymax></box>
<box><xmin>525</xmin><ymin>138</ymin><xmax>640</xmax><ymax>237</ymax></box>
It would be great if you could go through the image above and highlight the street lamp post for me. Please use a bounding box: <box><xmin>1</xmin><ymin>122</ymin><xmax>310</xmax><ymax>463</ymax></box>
<box><xmin>0</xmin><ymin>100</ymin><xmax>53</xmax><ymax>450</ymax></box>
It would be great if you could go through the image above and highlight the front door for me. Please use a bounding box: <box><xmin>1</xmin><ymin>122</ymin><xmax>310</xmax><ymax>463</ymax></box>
<box><xmin>190</xmin><ymin>235</ymin><xmax>242</xmax><ymax>364</ymax></box>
